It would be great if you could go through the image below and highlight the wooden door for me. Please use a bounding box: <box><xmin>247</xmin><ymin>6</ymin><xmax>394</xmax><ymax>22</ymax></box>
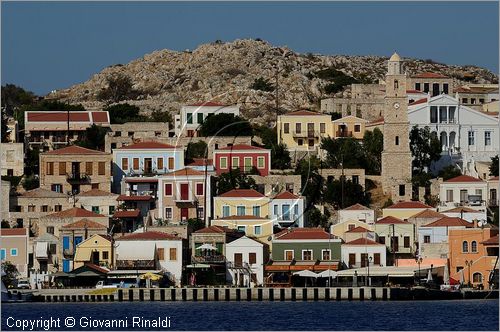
<box><xmin>349</xmin><ymin>253</ymin><xmax>356</xmax><ymax>267</ymax></box>
<box><xmin>180</xmin><ymin>208</ymin><xmax>189</xmax><ymax>220</ymax></box>
<box><xmin>180</xmin><ymin>183</ymin><xmax>189</xmax><ymax>200</ymax></box>
<box><xmin>234</xmin><ymin>253</ymin><xmax>243</xmax><ymax>267</ymax></box>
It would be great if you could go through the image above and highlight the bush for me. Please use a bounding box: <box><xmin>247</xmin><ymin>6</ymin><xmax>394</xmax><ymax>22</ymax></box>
<box><xmin>22</xmin><ymin>175</ymin><xmax>39</xmax><ymax>191</ymax></box>
<box><xmin>98</xmin><ymin>74</ymin><xmax>140</xmax><ymax>102</ymax></box>
<box><xmin>250</xmin><ymin>77</ymin><xmax>274</xmax><ymax>92</ymax></box>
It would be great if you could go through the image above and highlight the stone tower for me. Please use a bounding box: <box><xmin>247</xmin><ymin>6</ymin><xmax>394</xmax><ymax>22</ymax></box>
<box><xmin>381</xmin><ymin>52</ymin><xmax>412</xmax><ymax>201</ymax></box>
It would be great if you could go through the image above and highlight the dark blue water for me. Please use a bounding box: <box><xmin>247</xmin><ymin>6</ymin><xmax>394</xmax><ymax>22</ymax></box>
<box><xmin>2</xmin><ymin>300</ymin><xmax>499</xmax><ymax>331</ymax></box>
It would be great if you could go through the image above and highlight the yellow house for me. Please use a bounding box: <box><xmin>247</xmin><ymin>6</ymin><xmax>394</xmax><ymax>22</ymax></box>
<box><xmin>213</xmin><ymin>189</ymin><xmax>270</xmax><ymax>219</ymax></box>
<box><xmin>73</xmin><ymin>234</ymin><xmax>112</xmax><ymax>269</ymax></box>
<box><xmin>212</xmin><ymin>216</ymin><xmax>273</xmax><ymax>246</ymax></box>
<box><xmin>277</xmin><ymin>110</ymin><xmax>333</xmax><ymax>151</ymax></box>
<box><xmin>332</xmin><ymin>115</ymin><xmax>368</xmax><ymax>139</ymax></box>
<box><xmin>382</xmin><ymin>201</ymin><xmax>433</xmax><ymax>220</ymax></box>
<box><xmin>331</xmin><ymin>219</ymin><xmax>375</xmax><ymax>241</ymax></box>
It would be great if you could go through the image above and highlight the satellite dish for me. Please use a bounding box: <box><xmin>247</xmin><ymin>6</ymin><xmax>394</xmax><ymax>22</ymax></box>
<box><xmin>478</xmin><ymin>221</ymin><xmax>483</xmax><ymax>227</ymax></box>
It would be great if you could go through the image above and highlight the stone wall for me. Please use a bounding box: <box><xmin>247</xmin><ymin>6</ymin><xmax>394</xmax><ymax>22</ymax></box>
<box><xmin>0</xmin><ymin>143</ymin><xmax>24</xmax><ymax>176</ymax></box>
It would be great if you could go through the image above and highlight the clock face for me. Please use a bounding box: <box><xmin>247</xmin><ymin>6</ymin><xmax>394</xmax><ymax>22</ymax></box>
<box><xmin>393</xmin><ymin>102</ymin><xmax>400</xmax><ymax>110</ymax></box>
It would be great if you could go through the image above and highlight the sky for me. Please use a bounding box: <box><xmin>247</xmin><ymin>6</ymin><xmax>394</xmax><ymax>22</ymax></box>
<box><xmin>2</xmin><ymin>1</ymin><xmax>499</xmax><ymax>96</ymax></box>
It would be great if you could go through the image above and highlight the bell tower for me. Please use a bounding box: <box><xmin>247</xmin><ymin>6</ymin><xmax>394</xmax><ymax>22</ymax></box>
<box><xmin>381</xmin><ymin>52</ymin><xmax>412</xmax><ymax>201</ymax></box>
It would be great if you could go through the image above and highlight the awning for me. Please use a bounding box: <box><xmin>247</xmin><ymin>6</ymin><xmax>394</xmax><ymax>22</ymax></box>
<box><xmin>186</xmin><ymin>264</ymin><xmax>211</xmax><ymax>269</ymax></box>
<box><xmin>107</xmin><ymin>270</ymin><xmax>162</xmax><ymax>278</ymax></box>
<box><xmin>115</xmin><ymin>241</ymin><xmax>156</xmax><ymax>260</ymax></box>
<box><xmin>35</xmin><ymin>242</ymin><xmax>48</xmax><ymax>259</ymax></box>
<box><xmin>113</xmin><ymin>209</ymin><xmax>141</xmax><ymax>218</ymax></box>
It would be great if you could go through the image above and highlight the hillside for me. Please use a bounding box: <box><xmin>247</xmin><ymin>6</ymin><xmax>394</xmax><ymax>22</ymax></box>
<box><xmin>48</xmin><ymin>39</ymin><xmax>498</xmax><ymax>123</ymax></box>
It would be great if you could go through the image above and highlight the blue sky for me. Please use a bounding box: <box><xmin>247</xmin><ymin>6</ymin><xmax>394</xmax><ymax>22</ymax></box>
<box><xmin>2</xmin><ymin>1</ymin><xmax>498</xmax><ymax>95</ymax></box>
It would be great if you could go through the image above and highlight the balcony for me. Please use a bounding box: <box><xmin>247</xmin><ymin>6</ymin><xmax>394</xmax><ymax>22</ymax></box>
<box><xmin>293</xmin><ymin>131</ymin><xmax>319</xmax><ymax>138</ymax></box>
<box><xmin>116</xmin><ymin>259</ymin><xmax>155</xmax><ymax>269</ymax></box>
<box><xmin>227</xmin><ymin>261</ymin><xmax>251</xmax><ymax>270</ymax></box>
<box><xmin>192</xmin><ymin>255</ymin><xmax>226</xmax><ymax>264</ymax></box>
<box><xmin>66</xmin><ymin>172</ymin><xmax>90</xmax><ymax>183</ymax></box>
<box><xmin>336</xmin><ymin>130</ymin><xmax>353</xmax><ymax>138</ymax></box>
<box><xmin>173</xmin><ymin>196</ymin><xmax>195</xmax><ymax>204</ymax></box>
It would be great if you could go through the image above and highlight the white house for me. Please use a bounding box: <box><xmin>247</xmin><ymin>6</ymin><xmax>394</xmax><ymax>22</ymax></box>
<box><xmin>408</xmin><ymin>94</ymin><xmax>499</xmax><ymax>174</ymax></box>
<box><xmin>269</xmin><ymin>191</ymin><xmax>305</xmax><ymax>228</ymax></box>
<box><xmin>174</xmin><ymin>103</ymin><xmax>240</xmax><ymax>137</ymax></box>
<box><xmin>341</xmin><ymin>237</ymin><xmax>386</xmax><ymax>269</ymax></box>
<box><xmin>417</xmin><ymin>217</ymin><xmax>471</xmax><ymax>259</ymax></box>
<box><xmin>115</xmin><ymin>231</ymin><xmax>183</xmax><ymax>287</ymax></box>
<box><xmin>438</xmin><ymin>175</ymin><xmax>488</xmax><ymax>211</ymax></box>
<box><xmin>338</xmin><ymin>203</ymin><xmax>375</xmax><ymax>226</ymax></box>
<box><xmin>225</xmin><ymin>236</ymin><xmax>269</xmax><ymax>287</ymax></box>
<box><xmin>440</xmin><ymin>206</ymin><xmax>487</xmax><ymax>224</ymax></box>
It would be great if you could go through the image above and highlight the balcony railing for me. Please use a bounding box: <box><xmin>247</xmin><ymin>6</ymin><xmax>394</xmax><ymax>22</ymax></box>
<box><xmin>192</xmin><ymin>255</ymin><xmax>226</xmax><ymax>264</ymax></box>
<box><xmin>336</xmin><ymin>130</ymin><xmax>353</xmax><ymax>138</ymax></box>
<box><xmin>66</xmin><ymin>172</ymin><xmax>90</xmax><ymax>183</ymax></box>
<box><xmin>293</xmin><ymin>131</ymin><xmax>319</xmax><ymax>138</ymax></box>
<box><xmin>227</xmin><ymin>261</ymin><xmax>251</xmax><ymax>270</ymax></box>
<box><xmin>116</xmin><ymin>259</ymin><xmax>155</xmax><ymax>269</ymax></box>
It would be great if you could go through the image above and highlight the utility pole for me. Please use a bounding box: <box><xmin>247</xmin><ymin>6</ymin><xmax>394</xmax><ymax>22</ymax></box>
<box><xmin>341</xmin><ymin>154</ymin><xmax>345</xmax><ymax>209</ymax></box>
<box><xmin>203</xmin><ymin>145</ymin><xmax>209</xmax><ymax>227</ymax></box>
<box><xmin>392</xmin><ymin>223</ymin><xmax>396</xmax><ymax>266</ymax></box>
<box><xmin>66</xmin><ymin>109</ymin><xmax>70</xmax><ymax>146</ymax></box>
<box><xmin>275</xmin><ymin>69</ymin><xmax>279</xmax><ymax>121</ymax></box>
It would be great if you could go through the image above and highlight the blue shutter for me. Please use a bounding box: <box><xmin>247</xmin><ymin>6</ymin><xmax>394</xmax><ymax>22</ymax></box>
<box><xmin>74</xmin><ymin>236</ymin><xmax>83</xmax><ymax>246</ymax></box>
<box><xmin>63</xmin><ymin>260</ymin><xmax>70</xmax><ymax>272</ymax></box>
<box><xmin>63</xmin><ymin>236</ymin><xmax>70</xmax><ymax>250</ymax></box>
<box><xmin>1</xmin><ymin>249</ymin><xmax>6</xmax><ymax>260</ymax></box>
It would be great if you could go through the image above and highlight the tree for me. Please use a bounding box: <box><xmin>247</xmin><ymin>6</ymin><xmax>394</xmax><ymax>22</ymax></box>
<box><xmin>362</xmin><ymin>128</ymin><xmax>383</xmax><ymax>175</ymax></box>
<box><xmin>410</xmin><ymin>125</ymin><xmax>442</xmax><ymax>174</ymax></box>
<box><xmin>323</xmin><ymin>178</ymin><xmax>370</xmax><ymax>209</ymax></box>
<box><xmin>314</xmin><ymin>67</ymin><xmax>358</xmax><ymax>94</ymax></box>
<box><xmin>24</xmin><ymin>147</ymin><xmax>40</xmax><ymax>176</ymax></box>
<box><xmin>22</xmin><ymin>175</ymin><xmax>39</xmax><ymax>191</ymax></box>
<box><xmin>186</xmin><ymin>141</ymin><xmax>208</xmax><ymax>160</ymax></box>
<box><xmin>321</xmin><ymin>137</ymin><xmax>364</xmax><ymax>169</ymax></box>
<box><xmin>188</xmin><ymin>218</ymin><xmax>205</xmax><ymax>232</ymax></box>
<box><xmin>1</xmin><ymin>220</ymin><xmax>10</xmax><ymax>228</ymax></box>
<box><xmin>198</xmin><ymin>113</ymin><xmax>253</xmax><ymax>137</ymax></box>
<box><xmin>305</xmin><ymin>206</ymin><xmax>330</xmax><ymax>228</ymax></box>
<box><xmin>295</xmin><ymin>156</ymin><xmax>324</xmax><ymax>207</ymax></box>
<box><xmin>104</xmin><ymin>103</ymin><xmax>145</xmax><ymax>124</ymax></box>
<box><xmin>439</xmin><ymin>165</ymin><xmax>462</xmax><ymax>181</ymax></box>
<box><xmin>1</xmin><ymin>84</ymin><xmax>36</xmax><ymax>115</ymax></box>
<box><xmin>149</xmin><ymin>109</ymin><xmax>172</xmax><ymax>123</ymax></box>
<box><xmin>1</xmin><ymin>110</ymin><xmax>10</xmax><ymax>143</ymax></box>
<box><xmin>215</xmin><ymin>168</ymin><xmax>257</xmax><ymax>195</ymax></box>
<box><xmin>74</xmin><ymin>124</ymin><xmax>108</xmax><ymax>150</ymax></box>
<box><xmin>98</xmin><ymin>73</ymin><xmax>140</xmax><ymax>103</ymax></box>
<box><xmin>250</xmin><ymin>77</ymin><xmax>274</xmax><ymax>92</ymax></box>
<box><xmin>490</xmin><ymin>155</ymin><xmax>499</xmax><ymax>177</ymax></box>
<box><xmin>1</xmin><ymin>261</ymin><xmax>19</xmax><ymax>288</ymax></box>
<box><xmin>271</xmin><ymin>144</ymin><xmax>291</xmax><ymax>170</ymax></box>
<box><xmin>253</xmin><ymin>125</ymin><xmax>276</xmax><ymax>148</ymax></box>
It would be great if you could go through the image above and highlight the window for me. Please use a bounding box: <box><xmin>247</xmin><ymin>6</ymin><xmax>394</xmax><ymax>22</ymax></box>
<box><xmin>423</xmin><ymin>83</ymin><xmax>429</xmax><ymax>93</ymax></box>
<box><xmin>97</xmin><ymin>162</ymin><xmax>105</xmax><ymax>175</ymax></box>
<box><xmin>132</xmin><ymin>158</ymin><xmax>139</xmax><ymax>170</ymax></box>
<box><xmin>462</xmin><ymin>241</ymin><xmax>469</xmax><ymax>253</ymax></box>
<box><xmin>164</xmin><ymin>183</ymin><xmax>173</xmax><ymax>196</ymax></box>
<box><xmin>485</xmin><ymin>131</ymin><xmax>491</xmax><ymax>146</ymax></box>
<box><xmin>374</xmin><ymin>253</ymin><xmax>381</xmax><ymax>265</ymax></box>
<box><xmin>165</xmin><ymin>207</ymin><xmax>173</xmax><ymax>219</ymax></box>
<box><xmin>157</xmin><ymin>248</ymin><xmax>164</xmax><ymax>260</ymax></box>
<box><xmin>404</xmin><ymin>236</ymin><xmax>410</xmax><ymax>248</ymax></box>
<box><xmin>379</xmin><ymin>236</ymin><xmax>386</xmax><ymax>244</ymax></box>
<box><xmin>197</xmin><ymin>113</ymin><xmax>204</xmax><ymax>124</ymax></box>
<box><xmin>439</xmin><ymin>106</ymin><xmax>448</xmax><ymax>123</ymax></box>
<box><xmin>322</xmin><ymin>250</ymin><xmax>331</xmax><ymax>261</ymax></box>
<box><xmin>399</xmin><ymin>185</ymin><xmax>405</xmax><ymax>196</ymax></box>
<box><xmin>253</xmin><ymin>206</ymin><xmax>261</xmax><ymax>217</ymax></box>
<box><xmin>49</xmin><ymin>244</ymin><xmax>56</xmax><ymax>254</ymax></box>
<box><xmin>257</xmin><ymin>156</ymin><xmax>265</xmax><ymax>169</ymax></box>
<box><xmin>302</xmin><ymin>250</ymin><xmax>313</xmax><ymax>261</ymax></box>
<box><xmin>283</xmin><ymin>123</ymin><xmax>289</xmax><ymax>134</ymax></box>
<box><xmin>348</xmin><ymin>253</ymin><xmax>356</xmax><ymax>267</ymax></box>
<box><xmin>348</xmin><ymin>224</ymin><xmax>355</xmax><ymax>231</ymax></box>
<box><xmin>446</xmin><ymin>190</ymin><xmax>454</xmax><ymax>202</ymax></box>
<box><xmin>254</xmin><ymin>225</ymin><xmax>262</xmax><ymax>235</ymax></box>
<box><xmin>415</xmin><ymin>83</ymin><xmax>421</xmax><ymax>90</ymax></box>
<box><xmin>196</xmin><ymin>183</ymin><xmax>204</xmax><ymax>196</ymax></box>
<box><xmin>237</xmin><ymin>206</ymin><xmax>245</xmax><ymax>216</ymax></box>
<box><xmin>232</xmin><ymin>157</ymin><xmax>240</xmax><ymax>169</ymax></box>
<box><xmin>47</xmin><ymin>226</ymin><xmax>55</xmax><ymax>235</ymax></box>
<box><xmin>54</xmin><ymin>205</ymin><xmax>62</xmax><ymax>212</ymax></box>
<box><xmin>249</xmin><ymin>252</ymin><xmax>257</xmax><ymax>264</ymax></box>
<box><xmin>394</xmin><ymin>80</ymin><xmax>399</xmax><ymax>90</ymax></box>
<box><xmin>298</xmin><ymin>139</ymin><xmax>303</xmax><ymax>146</ymax></box>
<box><xmin>102</xmin><ymin>251</ymin><xmax>109</xmax><ymax>260</ymax></box>
<box><xmin>471</xmin><ymin>98</ymin><xmax>476</xmax><ymax>104</ymax></box>
<box><xmin>282</xmin><ymin>204</ymin><xmax>290</xmax><ymax>220</ymax></box>
<box><xmin>462</xmin><ymin>98</ymin><xmax>468</xmax><ymax>104</ymax></box>
<box><xmin>186</xmin><ymin>113</ymin><xmax>193</xmax><ymax>124</ymax></box>
<box><xmin>86</xmin><ymin>162</ymin><xmax>93</xmax><ymax>175</ymax></box>
<box><xmin>471</xmin><ymin>241</ymin><xmax>477</xmax><ymax>253</ymax></box>
<box><xmin>197</xmin><ymin>207</ymin><xmax>204</xmax><ymax>219</ymax></box>
<box><xmin>320</xmin><ymin>123</ymin><xmax>326</xmax><ymax>134</ymax></box>
<box><xmin>121</xmin><ymin>158</ymin><xmax>128</xmax><ymax>171</ymax></box>
<box><xmin>395</xmin><ymin>136</ymin><xmax>399</xmax><ymax>145</ymax></box>
<box><xmin>169</xmin><ymin>248</ymin><xmax>177</xmax><ymax>261</ymax></box>
<box><xmin>46</xmin><ymin>162</ymin><xmax>54</xmax><ymax>175</ymax></box>
<box><xmin>285</xmin><ymin>250</ymin><xmax>294</xmax><ymax>260</ymax></box>
<box><xmin>109</xmin><ymin>206</ymin><xmax>115</xmax><ymax>215</ymax></box>
<box><xmin>222</xmin><ymin>206</ymin><xmax>230</xmax><ymax>217</ymax></box>
<box><xmin>58</xmin><ymin>162</ymin><xmax>66</xmax><ymax>176</ymax></box>
<box><xmin>10</xmin><ymin>248</ymin><xmax>17</xmax><ymax>256</ymax></box>
<box><xmin>472</xmin><ymin>272</ymin><xmax>482</xmax><ymax>283</ymax></box>
<box><xmin>244</xmin><ymin>157</ymin><xmax>252</xmax><ymax>172</ymax></box>
<box><xmin>354</xmin><ymin>124</ymin><xmax>361</xmax><ymax>133</ymax></box>
<box><xmin>220</xmin><ymin>157</ymin><xmax>228</xmax><ymax>169</ymax></box>
<box><xmin>92</xmin><ymin>206</ymin><xmax>99</xmax><ymax>214</ymax></box>
<box><xmin>237</xmin><ymin>226</ymin><xmax>246</xmax><ymax>233</ymax></box>
<box><xmin>430</xmin><ymin>106</ymin><xmax>438</xmax><ymax>123</ymax></box>
<box><xmin>424</xmin><ymin>235</ymin><xmax>431</xmax><ymax>243</ymax></box>
<box><xmin>168</xmin><ymin>157</ymin><xmax>174</xmax><ymax>170</ymax></box>
<box><xmin>352</xmin><ymin>175</ymin><xmax>359</xmax><ymax>185</ymax></box>
<box><xmin>1</xmin><ymin>249</ymin><xmax>6</xmax><ymax>260</ymax></box>
<box><xmin>468</xmin><ymin>131</ymin><xmax>475</xmax><ymax>145</ymax></box>
<box><xmin>295</xmin><ymin>123</ymin><xmax>301</xmax><ymax>133</ymax></box>
<box><xmin>479</xmin><ymin>98</ymin><xmax>485</xmax><ymax>104</ymax></box>
<box><xmin>294</xmin><ymin>204</ymin><xmax>299</xmax><ymax>216</ymax></box>
<box><xmin>443</xmin><ymin>83</ymin><xmax>449</xmax><ymax>94</ymax></box>
<box><xmin>41</xmin><ymin>205</ymin><xmax>48</xmax><ymax>212</ymax></box>
<box><xmin>28</xmin><ymin>205</ymin><xmax>35</xmax><ymax>212</ymax></box>
<box><xmin>157</xmin><ymin>158</ymin><xmax>164</xmax><ymax>170</ymax></box>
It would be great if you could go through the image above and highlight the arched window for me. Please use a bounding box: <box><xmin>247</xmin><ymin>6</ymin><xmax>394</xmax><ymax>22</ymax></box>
<box><xmin>472</xmin><ymin>272</ymin><xmax>482</xmax><ymax>283</ymax></box>
<box><xmin>471</xmin><ymin>241</ymin><xmax>477</xmax><ymax>253</ymax></box>
<box><xmin>394</xmin><ymin>80</ymin><xmax>399</xmax><ymax>89</ymax></box>
<box><xmin>395</xmin><ymin>136</ymin><xmax>399</xmax><ymax>146</ymax></box>
<box><xmin>462</xmin><ymin>241</ymin><xmax>469</xmax><ymax>253</ymax></box>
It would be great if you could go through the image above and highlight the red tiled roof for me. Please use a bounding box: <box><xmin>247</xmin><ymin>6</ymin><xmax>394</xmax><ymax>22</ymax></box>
<box><xmin>386</xmin><ymin>201</ymin><xmax>431</xmax><ymax>209</ymax></box>
<box><xmin>481</xmin><ymin>234</ymin><xmax>499</xmax><ymax>245</ymax></box>
<box><xmin>116</xmin><ymin>141</ymin><xmax>176</xmax><ymax>150</ymax></box>
<box><xmin>44</xmin><ymin>145</ymin><xmax>107</xmax><ymax>155</ymax></box>
<box><xmin>444</xmin><ymin>175</ymin><xmax>483</xmax><ymax>183</ymax></box>
<box><xmin>284</xmin><ymin>110</ymin><xmax>324</xmax><ymax>116</ymax></box>
<box><xmin>367</xmin><ymin>117</ymin><xmax>384</xmax><ymax>126</ymax></box>
<box><xmin>216</xmin><ymin>144</ymin><xmax>267</xmax><ymax>151</ymax></box>
<box><xmin>216</xmin><ymin>215</ymin><xmax>266</xmax><ymax>221</ymax></box>
<box><xmin>412</xmin><ymin>72</ymin><xmax>448</xmax><ymax>79</ymax></box>
<box><xmin>78</xmin><ymin>189</ymin><xmax>116</xmax><ymax>197</ymax></box>
<box><xmin>0</xmin><ymin>228</ymin><xmax>28</xmax><ymax>236</ymax></box>
<box><xmin>188</xmin><ymin>102</ymin><xmax>226</xmax><ymax>107</ymax></box>
<box><xmin>83</xmin><ymin>263</ymin><xmax>110</xmax><ymax>274</ymax></box>
<box><xmin>194</xmin><ymin>225</ymin><xmax>240</xmax><ymax>234</ymax></box>
<box><xmin>47</xmin><ymin>207</ymin><xmax>106</xmax><ymax>218</ymax></box>
<box><xmin>409</xmin><ymin>209</ymin><xmax>446</xmax><ymax>219</ymax></box>
<box><xmin>443</xmin><ymin>207</ymin><xmax>477</xmax><ymax>213</ymax></box>
<box><xmin>346</xmin><ymin>226</ymin><xmax>371</xmax><ymax>233</ymax></box>
<box><xmin>117</xmin><ymin>195</ymin><xmax>152</xmax><ymax>201</ymax></box>
<box><xmin>376</xmin><ymin>216</ymin><xmax>408</xmax><ymax>224</ymax></box>
<box><xmin>27</xmin><ymin>111</ymin><xmax>90</xmax><ymax>122</ymax></box>
<box><xmin>409</xmin><ymin>98</ymin><xmax>428</xmax><ymax>106</ymax></box>
<box><xmin>118</xmin><ymin>231</ymin><xmax>179</xmax><ymax>241</ymax></box>
<box><xmin>344</xmin><ymin>238</ymin><xmax>383</xmax><ymax>246</ymax></box>
<box><xmin>164</xmin><ymin>168</ymin><xmax>205</xmax><ymax>177</ymax></box>
<box><xmin>61</xmin><ymin>219</ymin><xmax>106</xmax><ymax>229</ymax></box>
<box><xmin>406</xmin><ymin>89</ymin><xmax>427</xmax><ymax>94</ymax></box>
<box><xmin>275</xmin><ymin>228</ymin><xmax>334</xmax><ymax>240</ymax></box>
<box><xmin>423</xmin><ymin>217</ymin><xmax>471</xmax><ymax>228</ymax></box>
<box><xmin>21</xmin><ymin>188</ymin><xmax>67</xmax><ymax>198</ymax></box>
<box><xmin>274</xmin><ymin>191</ymin><xmax>300</xmax><ymax>200</ymax></box>
<box><xmin>186</xmin><ymin>158</ymin><xmax>213</xmax><ymax>167</ymax></box>
<box><xmin>125</xmin><ymin>177</ymin><xmax>159</xmax><ymax>183</ymax></box>
<box><xmin>113</xmin><ymin>210</ymin><xmax>140</xmax><ymax>218</ymax></box>
<box><xmin>219</xmin><ymin>189</ymin><xmax>265</xmax><ymax>198</ymax></box>
<box><xmin>91</xmin><ymin>112</ymin><xmax>109</xmax><ymax>123</ymax></box>
<box><xmin>343</xmin><ymin>203</ymin><xmax>371</xmax><ymax>211</ymax></box>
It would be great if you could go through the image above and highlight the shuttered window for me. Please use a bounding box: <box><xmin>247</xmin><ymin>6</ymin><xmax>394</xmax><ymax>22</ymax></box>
<box><xmin>168</xmin><ymin>157</ymin><xmax>174</xmax><ymax>170</ymax></box>
<box><xmin>157</xmin><ymin>248</ymin><xmax>164</xmax><ymax>260</ymax></box>
<box><xmin>169</xmin><ymin>248</ymin><xmax>177</xmax><ymax>261</ymax></box>
<box><xmin>47</xmin><ymin>162</ymin><xmax>54</xmax><ymax>175</ymax></box>
<box><xmin>133</xmin><ymin>158</ymin><xmax>139</xmax><ymax>170</ymax></box>
<box><xmin>157</xmin><ymin>158</ymin><xmax>163</xmax><ymax>170</ymax></box>
<box><xmin>374</xmin><ymin>253</ymin><xmax>381</xmax><ymax>265</ymax></box>
<box><xmin>58</xmin><ymin>162</ymin><xmax>66</xmax><ymax>175</ymax></box>
<box><xmin>121</xmin><ymin>158</ymin><xmax>128</xmax><ymax>171</ymax></box>
<box><xmin>86</xmin><ymin>162</ymin><xmax>93</xmax><ymax>175</ymax></box>
<box><xmin>165</xmin><ymin>183</ymin><xmax>173</xmax><ymax>196</ymax></box>
<box><xmin>249</xmin><ymin>253</ymin><xmax>256</xmax><ymax>264</ymax></box>
<box><xmin>98</xmin><ymin>162</ymin><xmax>106</xmax><ymax>175</ymax></box>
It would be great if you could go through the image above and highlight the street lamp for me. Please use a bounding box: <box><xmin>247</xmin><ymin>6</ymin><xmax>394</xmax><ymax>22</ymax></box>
<box><xmin>415</xmin><ymin>256</ymin><xmax>423</xmax><ymax>285</ymax></box>
<box><xmin>367</xmin><ymin>256</ymin><xmax>373</xmax><ymax>286</ymax></box>
<box><xmin>465</xmin><ymin>260</ymin><xmax>473</xmax><ymax>287</ymax></box>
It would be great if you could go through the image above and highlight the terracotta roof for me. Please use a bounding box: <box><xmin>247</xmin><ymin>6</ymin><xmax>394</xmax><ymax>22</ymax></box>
<box><xmin>0</xmin><ymin>228</ymin><xmax>28</xmax><ymax>236</ymax></box>
<box><xmin>118</xmin><ymin>231</ymin><xmax>179</xmax><ymax>241</ymax></box>
<box><xmin>46</xmin><ymin>207</ymin><xmax>105</xmax><ymax>218</ymax></box>
<box><xmin>275</xmin><ymin>228</ymin><xmax>334</xmax><ymax>240</ymax></box>
<box><xmin>444</xmin><ymin>175</ymin><xmax>483</xmax><ymax>183</ymax></box>
<box><xmin>187</xmin><ymin>102</ymin><xmax>226</xmax><ymax>107</ymax></box>
<box><xmin>344</xmin><ymin>238</ymin><xmax>383</xmax><ymax>246</ymax></box>
<box><xmin>61</xmin><ymin>219</ymin><xmax>106</xmax><ymax>229</ymax></box>
<box><xmin>125</xmin><ymin>177</ymin><xmax>158</xmax><ymax>183</ymax></box>
<box><xmin>20</xmin><ymin>188</ymin><xmax>67</xmax><ymax>198</ymax></box>
<box><xmin>343</xmin><ymin>203</ymin><xmax>371</xmax><ymax>211</ymax></box>
<box><xmin>219</xmin><ymin>189</ymin><xmax>265</xmax><ymax>198</ymax></box>
<box><xmin>82</xmin><ymin>262</ymin><xmax>110</xmax><ymax>274</ymax></box>
<box><xmin>443</xmin><ymin>207</ymin><xmax>477</xmax><ymax>213</ymax></box>
<box><xmin>376</xmin><ymin>216</ymin><xmax>408</xmax><ymax>224</ymax></box>
<box><xmin>164</xmin><ymin>168</ymin><xmax>205</xmax><ymax>177</ymax></box>
<box><xmin>367</xmin><ymin>117</ymin><xmax>384</xmax><ymax>126</ymax></box>
<box><xmin>410</xmin><ymin>209</ymin><xmax>446</xmax><ymax>219</ymax></box>
<box><xmin>116</xmin><ymin>141</ymin><xmax>176</xmax><ymax>150</ymax></box>
<box><xmin>91</xmin><ymin>112</ymin><xmax>109</xmax><ymax>123</ymax></box>
<box><xmin>489</xmin><ymin>176</ymin><xmax>499</xmax><ymax>181</ymax></box>
<box><xmin>27</xmin><ymin>111</ymin><xmax>90</xmax><ymax>122</ymax></box>
<box><xmin>216</xmin><ymin>144</ymin><xmax>267</xmax><ymax>151</ymax></box>
<box><xmin>406</xmin><ymin>89</ymin><xmax>427</xmax><ymax>94</ymax></box>
<box><xmin>346</xmin><ymin>226</ymin><xmax>371</xmax><ymax>233</ymax></box>
<box><xmin>117</xmin><ymin>195</ymin><xmax>153</xmax><ymax>201</ymax></box>
<box><xmin>284</xmin><ymin>110</ymin><xmax>324</xmax><ymax>116</ymax></box>
<box><xmin>412</xmin><ymin>72</ymin><xmax>448</xmax><ymax>79</ymax></box>
<box><xmin>44</xmin><ymin>145</ymin><xmax>107</xmax><ymax>155</ymax></box>
<box><xmin>113</xmin><ymin>210</ymin><xmax>140</xmax><ymax>218</ymax></box>
<box><xmin>423</xmin><ymin>217</ymin><xmax>471</xmax><ymax>228</ymax></box>
<box><xmin>216</xmin><ymin>215</ymin><xmax>267</xmax><ymax>221</ymax></box>
<box><xmin>409</xmin><ymin>98</ymin><xmax>428</xmax><ymax>106</ymax></box>
<box><xmin>481</xmin><ymin>234</ymin><xmax>499</xmax><ymax>245</ymax></box>
<box><xmin>194</xmin><ymin>225</ymin><xmax>240</xmax><ymax>234</ymax></box>
<box><xmin>78</xmin><ymin>189</ymin><xmax>116</xmax><ymax>197</ymax></box>
<box><xmin>454</xmin><ymin>86</ymin><xmax>498</xmax><ymax>94</ymax></box>
<box><xmin>273</xmin><ymin>191</ymin><xmax>300</xmax><ymax>200</ymax></box>
<box><xmin>186</xmin><ymin>158</ymin><xmax>213</xmax><ymax>167</ymax></box>
<box><xmin>386</xmin><ymin>201</ymin><xmax>431</xmax><ymax>209</ymax></box>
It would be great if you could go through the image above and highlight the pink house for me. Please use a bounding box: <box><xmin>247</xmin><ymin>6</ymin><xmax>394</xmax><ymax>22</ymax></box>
<box><xmin>213</xmin><ymin>144</ymin><xmax>271</xmax><ymax>176</ymax></box>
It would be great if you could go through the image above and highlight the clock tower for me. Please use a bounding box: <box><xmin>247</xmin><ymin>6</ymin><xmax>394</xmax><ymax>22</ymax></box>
<box><xmin>381</xmin><ymin>52</ymin><xmax>412</xmax><ymax>201</ymax></box>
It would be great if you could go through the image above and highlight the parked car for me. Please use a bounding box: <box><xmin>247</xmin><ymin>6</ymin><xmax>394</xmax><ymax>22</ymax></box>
<box><xmin>16</xmin><ymin>280</ymin><xmax>31</xmax><ymax>290</ymax></box>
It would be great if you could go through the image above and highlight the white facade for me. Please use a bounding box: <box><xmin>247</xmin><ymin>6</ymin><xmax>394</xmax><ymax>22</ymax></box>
<box><xmin>225</xmin><ymin>236</ymin><xmax>267</xmax><ymax>287</ymax></box>
<box><xmin>269</xmin><ymin>196</ymin><xmax>305</xmax><ymax>228</ymax></box>
<box><xmin>174</xmin><ymin>104</ymin><xmax>240</xmax><ymax>137</ymax></box>
<box><xmin>341</xmin><ymin>242</ymin><xmax>386</xmax><ymax>268</ymax></box>
<box><xmin>439</xmin><ymin>178</ymin><xmax>487</xmax><ymax>211</ymax></box>
<box><xmin>408</xmin><ymin>94</ymin><xmax>499</xmax><ymax>173</ymax></box>
<box><xmin>338</xmin><ymin>206</ymin><xmax>376</xmax><ymax>226</ymax></box>
<box><xmin>418</xmin><ymin>224</ymin><xmax>468</xmax><ymax>259</ymax></box>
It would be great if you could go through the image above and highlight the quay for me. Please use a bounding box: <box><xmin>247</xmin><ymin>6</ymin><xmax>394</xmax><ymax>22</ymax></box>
<box><xmin>28</xmin><ymin>287</ymin><xmax>499</xmax><ymax>302</ymax></box>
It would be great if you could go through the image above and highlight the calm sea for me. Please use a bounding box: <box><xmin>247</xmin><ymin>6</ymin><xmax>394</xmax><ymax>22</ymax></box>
<box><xmin>2</xmin><ymin>300</ymin><xmax>499</xmax><ymax>331</ymax></box>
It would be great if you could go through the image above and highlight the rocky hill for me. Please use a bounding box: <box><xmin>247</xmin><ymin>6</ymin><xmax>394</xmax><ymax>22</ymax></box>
<box><xmin>48</xmin><ymin>39</ymin><xmax>498</xmax><ymax>123</ymax></box>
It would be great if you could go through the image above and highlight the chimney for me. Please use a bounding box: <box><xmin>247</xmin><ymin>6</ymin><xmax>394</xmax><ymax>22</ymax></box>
<box><xmin>473</xmin><ymin>219</ymin><xmax>478</xmax><ymax>228</ymax></box>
